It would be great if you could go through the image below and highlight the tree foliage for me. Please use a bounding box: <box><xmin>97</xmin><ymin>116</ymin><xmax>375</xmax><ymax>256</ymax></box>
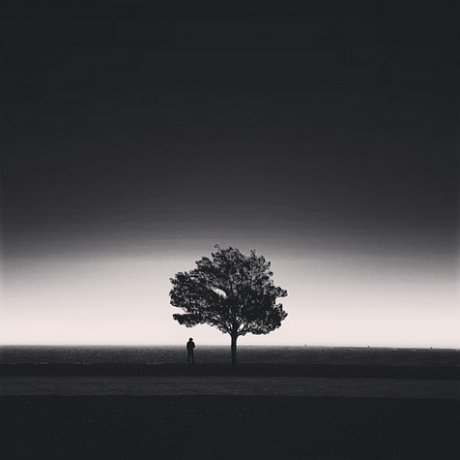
<box><xmin>170</xmin><ymin>245</ymin><xmax>288</xmax><ymax>364</ymax></box>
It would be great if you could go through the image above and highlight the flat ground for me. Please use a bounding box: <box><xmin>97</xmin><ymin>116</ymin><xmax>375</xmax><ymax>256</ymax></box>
<box><xmin>1</xmin><ymin>375</ymin><xmax>459</xmax><ymax>398</ymax></box>
<box><xmin>1</xmin><ymin>395</ymin><xmax>459</xmax><ymax>459</ymax></box>
<box><xmin>1</xmin><ymin>363</ymin><xmax>458</xmax><ymax>459</ymax></box>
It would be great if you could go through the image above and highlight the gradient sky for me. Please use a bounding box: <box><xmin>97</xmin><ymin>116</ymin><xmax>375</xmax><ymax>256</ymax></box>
<box><xmin>1</xmin><ymin>1</ymin><xmax>459</xmax><ymax>347</ymax></box>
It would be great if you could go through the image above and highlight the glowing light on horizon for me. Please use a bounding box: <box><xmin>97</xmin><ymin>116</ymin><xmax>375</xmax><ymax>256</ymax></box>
<box><xmin>1</xmin><ymin>249</ymin><xmax>458</xmax><ymax>349</ymax></box>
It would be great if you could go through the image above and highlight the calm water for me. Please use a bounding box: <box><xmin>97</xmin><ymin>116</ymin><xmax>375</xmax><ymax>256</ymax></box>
<box><xmin>1</xmin><ymin>345</ymin><xmax>458</xmax><ymax>367</ymax></box>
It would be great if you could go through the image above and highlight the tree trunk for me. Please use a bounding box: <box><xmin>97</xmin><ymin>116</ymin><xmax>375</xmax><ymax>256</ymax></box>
<box><xmin>231</xmin><ymin>333</ymin><xmax>238</xmax><ymax>367</ymax></box>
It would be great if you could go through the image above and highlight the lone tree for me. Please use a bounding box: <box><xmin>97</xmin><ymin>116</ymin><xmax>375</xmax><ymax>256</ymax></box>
<box><xmin>169</xmin><ymin>245</ymin><xmax>288</xmax><ymax>366</ymax></box>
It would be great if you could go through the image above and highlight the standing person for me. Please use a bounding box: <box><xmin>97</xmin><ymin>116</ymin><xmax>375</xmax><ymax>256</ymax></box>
<box><xmin>186</xmin><ymin>338</ymin><xmax>195</xmax><ymax>364</ymax></box>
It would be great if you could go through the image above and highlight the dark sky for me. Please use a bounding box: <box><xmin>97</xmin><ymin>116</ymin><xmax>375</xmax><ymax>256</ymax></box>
<box><xmin>1</xmin><ymin>1</ymin><xmax>458</xmax><ymax>346</ymax></box>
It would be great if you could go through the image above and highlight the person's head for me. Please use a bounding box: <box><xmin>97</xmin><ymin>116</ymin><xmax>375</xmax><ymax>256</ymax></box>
<box><xmin>189</xmin><ymin>338</ymin><xmax>193</xmax><ymax>341</ymax></box>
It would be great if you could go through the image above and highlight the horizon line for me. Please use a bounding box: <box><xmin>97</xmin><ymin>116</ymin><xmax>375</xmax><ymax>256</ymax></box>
<box><xmin>1</xmin><ymin>344</ymin><xmax>459</xmax><ymax>351</ymax></box>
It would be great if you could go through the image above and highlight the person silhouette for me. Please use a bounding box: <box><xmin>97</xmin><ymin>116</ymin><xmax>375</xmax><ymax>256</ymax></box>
<box><xmin>186</xmin><ymin>338</ymin><xmax>195</xmax><ymax>364</ymax></box>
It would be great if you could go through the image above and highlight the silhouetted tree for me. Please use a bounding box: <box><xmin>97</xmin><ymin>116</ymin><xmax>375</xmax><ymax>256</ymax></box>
<box><xmin>170</xmin><ymin>245</ymin><xmax>288</xmax><ymax>366</ymax></box>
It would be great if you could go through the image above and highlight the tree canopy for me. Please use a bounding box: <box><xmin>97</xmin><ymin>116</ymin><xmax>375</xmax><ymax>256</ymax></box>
<box><xmin>170</xmin><ymin>245</ymin><xmax>288</xmax><ymax>365</ymax></box>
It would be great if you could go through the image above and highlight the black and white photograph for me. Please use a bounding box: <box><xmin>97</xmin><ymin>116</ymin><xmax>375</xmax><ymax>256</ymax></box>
<box><xmin>1</xmin><ymin>1</ymin><xmax>459</xmax><ymax>458</ymax></box>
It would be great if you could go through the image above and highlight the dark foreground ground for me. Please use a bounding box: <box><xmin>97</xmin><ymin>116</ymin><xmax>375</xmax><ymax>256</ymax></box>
<box><xmin>2</xmin><ymin>362</ymin><xmax>459</xmax><ymax>378</ymax></box>
<box><xmin>1</xmin><ymin>395</ymin><xmax>459</xmax><ymax>460</ymax></box>
<box><xmin>2</xmin><ymin>361</ymin><xmax>459</xmax><ymax>459</ymax></box>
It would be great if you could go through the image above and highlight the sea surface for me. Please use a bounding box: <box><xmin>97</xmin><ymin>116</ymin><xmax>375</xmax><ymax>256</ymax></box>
<box><xmin>1</xmin><ymin>345</ymin><xmax>458</xmax><ymax>367</ymax></box>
